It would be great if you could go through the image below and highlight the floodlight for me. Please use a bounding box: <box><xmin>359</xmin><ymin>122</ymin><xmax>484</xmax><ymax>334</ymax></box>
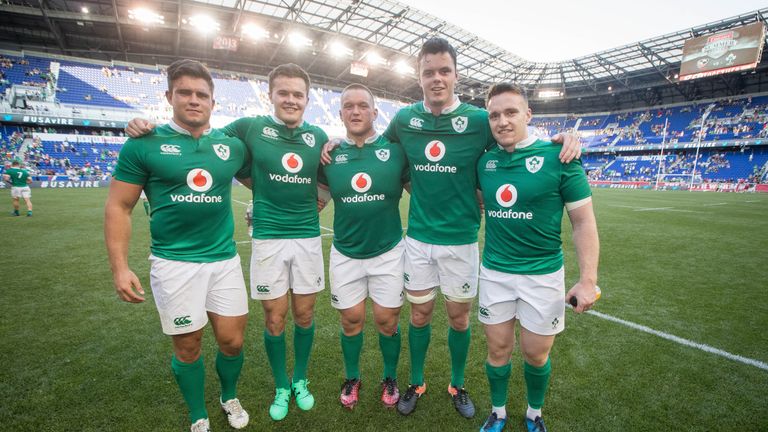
<box><xmin>128</xmin><ymin>8</ymin><xmax>165</xmax><ymax>25</ymax></box>
<box><xmin>188</xmin><ymin>14</ymin><xmax>220</xmax><ymax>34</ymax></box>
<box><xmin>394</xmin><ymin>60</ymin><xmax>414</xmax><ymax>75</ymax></box>
<box><xmin>289</xmin><ymin>32</ymin><xmax>313</xmax><ymax>48</ymax></box>
<box><xmin>242</xmin><ymin>23</ymin><xmax>268</xmax><ymax>40</ymax></box>
<box><xmin>366</xmin><ymin>51</ymin><xmax>386</xmax><ymax>66</ymax></box>
<box><xmin>331</xmin><ymin>42</ymin><xmax>353</xmax><ymax>58</ymax></box>
<box><xmin>81</xmin><ymin>7</ymin><xmax>89</xmax><ymax>14</ymax></box>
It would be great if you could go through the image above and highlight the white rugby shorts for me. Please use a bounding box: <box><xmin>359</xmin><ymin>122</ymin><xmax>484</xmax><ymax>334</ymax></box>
<box><xmin>250</xmin><ymin>236</ymin><xmax>325</xmax><ymax>300</ymax></box>
<box><xmin>11</xmin><ymin>186</ymin><xmax>31</xmax><ymax>199</ymax></box>
<box><xmin>149</xmin><ymin>254</ymin><xmax>248</xmax><ymax>335</ymax></box>
<box><xmin>478</xmin><ymin>265</ymin><xmax>565</xmax><ymax>335</ymax></box>
<box><xmin>403</xmin><ymin>236</ymin><xmax>478</xmax><ymax>301</ymax></box>
<box><xmin>329</xmin><ymin>239</ymin><xmax>405</xmax><ymax>310</ymax></box>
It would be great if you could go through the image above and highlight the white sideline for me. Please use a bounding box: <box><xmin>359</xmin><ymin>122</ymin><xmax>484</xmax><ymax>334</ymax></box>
<box><xmin>584</xmin><ymin>309</ymin><xmax>768</xmax><ymax>371</ymax></box>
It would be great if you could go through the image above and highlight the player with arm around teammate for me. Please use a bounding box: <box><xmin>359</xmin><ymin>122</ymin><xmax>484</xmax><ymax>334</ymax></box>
<box><xmin>3</xmin><ymin>160</ymin><xmax>33</xmax><ymax>216</ymax></box>
<box><xmin>476</xmin><ymin>82</ymin><xmax>600</xmax><ymax>432</ymax></box>
<box><xmin>127</xmin><ymin>63</ymin><xmax>329</xmax><ymax>422</ymax></box>
<box><xmin>317</xmin><ymin>84</ymin><xmax>410</xmax><ymax>410</ymax></box>
<box><xmin>105</xmin><ymin>59</ymin><xmax>252</xmax><ymax>432</ymax></box>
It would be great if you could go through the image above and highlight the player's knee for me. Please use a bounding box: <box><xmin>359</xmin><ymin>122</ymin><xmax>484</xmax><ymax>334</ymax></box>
<box><xmin>293</xmin><ymin>312</ymin><xmax>314</xmax><ymax>328</ymax></box>
<box><xmin>217</xmin><ymin>334</ymin><xmax>244</xmax><ymax>355</ymax></box>
<box><xmin>264</xmin><ymin>316</ymin><xmax>287</xmax><ymax>335</ymax></box>
<box><xmin>410</xmin><ymin>309</ymin><xmax>433</xmax><ymax>327</ymax></box>
<box><xmin>341</xmin><ymin>314</ymin><xmax>365</xmax><ymax>335</ymax></box>
<box><xmin>374</xmin><ymin>315</ymin><xmax>399</xmax><ymax>336</ymax></box>
<box><xmin>521</xmin><ymin>349</ymin><xmax>550</xmax><ymax>367</ymax></box>
<box><xmin>174</xmin><ymin>345</ymin><xmax>202</xmax><ymax>363</ymax></box>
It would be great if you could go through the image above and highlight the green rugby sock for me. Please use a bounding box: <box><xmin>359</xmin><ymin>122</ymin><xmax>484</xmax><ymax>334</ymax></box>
<box><xmin>216</xmin><ymin>350</ymin><xmax>244</xmax><ymax>402</ymax></box>
<box><xmin>293</xmin><ymin>322</ymin><xmax>315</xmax><ymax>382</ymax></box>
<box><xmin>524</xmin><ymin>358</ymin><xmax>552</xmax><ymax>410</ymax></box>
<box><xmin>171</xmin><ymin>355</ymin><xmax>208</xmax><ymax>423</ymax></box>
<box><xmin>448</xmin><ymin>326</ymin><xmax>471</xmax><ymax>387</ymax></box>
<box><xmin>341</xmin><ymin>330</ymin><xmax>364</xmax><ymax>380</ymax></box>
<box><xmin>379</xmin><ymin>328</ymin><xmax>401</xmax><ymax>380</ymax></box>
<box><xmin>264</xmin><ymin>330</ymin><xmax>290</xmax><ymax>389</ymax></box>
<box><xmin>485</xmin><ymin>361</ymin><xmax>512</xmax><ymax>408</ymax></box>
<box><xmin>408</xmin><ymin>323</ymin><xmax>431</xmax><ymax>385</ymax></box>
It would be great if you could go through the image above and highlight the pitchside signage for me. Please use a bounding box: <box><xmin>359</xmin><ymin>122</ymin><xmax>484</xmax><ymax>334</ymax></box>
<box><xmin>1</xmin><ymin>113</ymin><xmax>128</xmax><ymax>128</ymax></box>
<box><xmin>679</xmin><ymin>22</ymin><xmax>765</xmax><ymax>81</ymax></box>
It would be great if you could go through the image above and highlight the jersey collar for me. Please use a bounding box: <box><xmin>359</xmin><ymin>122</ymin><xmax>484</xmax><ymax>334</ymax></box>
<box><xmin>168</xmin><ymin>119</ymin><xmax>212</xmax><ymax>136</ymax></box>
<box><xmin>422</xmin><ymin>95</ymin><xmax>461</xmax><ymax>115</ymax></box>
<box><xmin>498</xmin><ymin>134</ymin><xmax>537</xmax><ymax>152</ymax></box>
<box><xmin>342</xmin><ymin>133</ymin><xmax>380</xmax><ymax>147</ymax></box>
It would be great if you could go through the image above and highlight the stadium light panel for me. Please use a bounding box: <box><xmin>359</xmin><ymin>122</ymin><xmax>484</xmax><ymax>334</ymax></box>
<box><xmin>366</xmin><ymin>51</ymin><xmax>386</xmax><ymax>66</ymax></box>
<box><xmin>128</xmin><ymin>8</ymin><xmax>165</xmax><ymax>25</ymax></box>
<box><xmin>289</xmin><ymin>32</ymin><xmax>313</xmax><ymax>48</ymax></box>
<box><xmin>242</xmin><ymin>23</ymin><xmax>268</xmax><ymax>40</ymax></box>
<box><xmin>331</xmin><ymin>42</ymin><xmax>353</xmax><ymax>58</ymax></box>
<box><xmin>394</xmin><ymin>60</ymin><xmax>414</xmax><ymax>75</ymax></box>
<box><xmin>81</xmin><ymin>7</ymin><xmax>89</xmax><ymax>14</ymax></box>
<box><xmin>188</xmin><ymin>14</ymin><xmax>220</xmax><ymax>34</ymax></box>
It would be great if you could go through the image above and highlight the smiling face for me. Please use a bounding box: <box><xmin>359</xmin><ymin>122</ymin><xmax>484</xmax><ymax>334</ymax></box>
<box><xmin>487</xmin><ymin>91</ymin><xmax>532</xmax><ymax>151</ymax></box>
<box><xmin>166</xmin><ymin>75</ymin><xmax>214</xmax><ymax>132</ymax></box>
<box><xmin>340</xmin><ymin>87</ymin><xmax>377</xmax><ymax>142</ymax></box>
<box><xmin>418</xmin><ymin>51</ymin><xmax>458</xmax><ymax>111</ymax></box>
<box><xmin>270</xmin><ymin>76</ymin><xmax>308</xmax><ymax>128</ymax></box>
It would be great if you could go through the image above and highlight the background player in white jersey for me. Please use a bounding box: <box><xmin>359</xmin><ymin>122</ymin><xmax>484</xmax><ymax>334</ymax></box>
<box><xmin>106</xmin><ymin>59</ymin><xmax>251</xmax><ymax>432</ymax></box>
<box><xmin>476</xmin><ymin>83</ymin><xmax>599</xmax><ymax>432</ymax></box>
<box><xmin>3</xmin><ymin>160</ymin><xmax>33</xmax><ymax>216</ymax></box>
<box><xmin>317</xmin><ymin>84</ymin><xmax>409</xmax><ymax>410</ymax></box>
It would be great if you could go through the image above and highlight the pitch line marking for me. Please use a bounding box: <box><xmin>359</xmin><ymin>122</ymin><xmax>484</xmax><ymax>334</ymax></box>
<box><xmin>232</xmin><ymin>199</ymin><xmax>249</xmax><ymax>206</ymax></box>
<box><xmin>585</xmin><ymin>309</ymin><xmax>768</xmax><ymax>371</ymax></box>
<box><xmin>633</xmin><ymin>207</ymin><xmax>673</xmax><ymax>211</ymax></box>
<box><xmin>320</xmin><ymin>225</ymin><xmax>334</xmax><ymax>232</ymax></box>
<box><xmin>703</xmin><ymin>202</ymin><xmax>727</xmax><ymax>207</ymax></box>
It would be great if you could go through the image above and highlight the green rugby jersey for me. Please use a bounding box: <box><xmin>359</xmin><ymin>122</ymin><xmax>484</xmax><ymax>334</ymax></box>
<box><xmin>384</xmin><ymin>100</ymin><xmax>495</xmax><ymax>245</ymax></box>
<box><xmin>5</xmin><ymin>167</ymin><xmax>30</xmax><ymax>186</ymax></box>
<box><xmin>478</xmin><ymin>138</ymin><xmax>592</xmax><ymax>275</ymax></box>
<box><xmin>318</xmin><ymin>134</ymin><xmax>409</xmax><ymax>259</ymax></box>
<box><xmin>114</xmin><ymin>122</ymin><xmax>250</xmax><ymax>262</ymax></box>
<box><xmin>221</xmin><ymin>115</ymin><xmax>328</xmax><ymax>239</ymax></box>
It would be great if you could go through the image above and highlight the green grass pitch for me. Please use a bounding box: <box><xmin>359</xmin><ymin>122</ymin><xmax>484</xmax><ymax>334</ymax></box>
<box><xmin>0</xmin><ymin>187</ymin><xmax>766</xmax><ymax>431</ymax></box>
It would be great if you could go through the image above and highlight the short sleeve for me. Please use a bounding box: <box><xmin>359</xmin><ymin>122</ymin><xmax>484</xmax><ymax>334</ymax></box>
<box><xmin>384</xmin><ymin>110</ymin><xmax>400</xmax><ymax>143</ymax></box>
<box><xmin>113</xmin><ymin>138</ymin><xmax>148</xmax><ymax>185</ymax></box>
<box><xmin>560</xmin><ymin>158</ymin><xmax>592</xmax><ymax>203</ymax></box>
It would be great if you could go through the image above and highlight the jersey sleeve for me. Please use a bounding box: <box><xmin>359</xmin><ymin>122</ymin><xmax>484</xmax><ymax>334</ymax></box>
<box><xmin>560</xmin><ymin>158</ymin><xmax>592</xmax><ymax>203</ymax></box>
<box><xmin>220</xmin><ymin>117</ymin><xmax>250</xmax><ymax>140</ymax></box>
<box><xmin>317</xmin><ymin>163</ymin><xmax>328</xmax><ymax>187</ymax></box>
<box><xmin>482</xmin><ymin>112</ymin><xmax>497</xmax><ymax>151</ymax></box>
<box><xmin>383</xmin><ymin>110</ymin><xmax>400</xmax><ymax>143</ymax></box>
<box><xmin>316</xmin><ymin>127</ymin><xmax>329</xmax><ymax>147</ymax></box>
<box><xmin>113</xmin><ymin>138</ymin><xmax>148</xmax><ymax>185</ymax></box>
<box><xmin>235</xmin><ymin>142</ymin><xmax>251</xmax><ymax>179</ymax></box>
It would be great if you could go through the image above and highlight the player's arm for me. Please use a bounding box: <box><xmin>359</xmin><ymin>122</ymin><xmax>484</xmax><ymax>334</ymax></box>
<box><xmin>551</xmin><ymin>132</ymin><xmax>582</xmax><ymax>163</ymax></box>
<box><xmin>104</xmin><ymin>179</ymin><xmax>146</xmax><ymax>303</ymax></box>
<box><xmin>2</xmin><ymin>173</ymin><xmax>8</xmax><ymax>182</ymax></box>
<box><xmin>564</xmin><ymin>200</ymin><xmax>600</xmax><ymax>313</ymax></box>
<box><xmin>317</xmin><ymin>183</ymin><xmax>331</xmax><ymax>212</ymax></box>
<box><xmin>26</xmin><ymin>175</ymin><xmax>32</xmax><ymax>185</ymax></box>
<box><xmin>236</xmin><ymin>177</ymin><xmax>252</xmax><ymax>189</ymax></box>
<box><xmin>125</xmin><ymin>118</ymin><xmax>156</xmax><ymax>138</ymax></box>
<box><xmin>476</xmin><ymin>189</ymin><xmax>484</xmax><ymax>216</ymax></box>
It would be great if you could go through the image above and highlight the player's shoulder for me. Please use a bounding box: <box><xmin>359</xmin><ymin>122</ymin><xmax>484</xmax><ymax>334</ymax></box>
<box><xmin>478</xmin><ymin>145</ymin><xmax>502</xmax><ymax>166</ymax></box>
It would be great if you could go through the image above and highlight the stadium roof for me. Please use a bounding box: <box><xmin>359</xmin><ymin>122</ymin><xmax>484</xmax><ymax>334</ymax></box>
<box><xmin>0</xmin><ymin>0</ymin><xmax>767</xmax><ymax>112</ymax></box>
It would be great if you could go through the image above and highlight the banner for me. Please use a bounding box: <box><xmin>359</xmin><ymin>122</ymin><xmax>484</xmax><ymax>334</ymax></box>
<box><xmin>213</xmin><ymin>36</ymin><xmax>239</xmax><ymax>52</ymax></box>
<box><xmin>0</xmin><ymin>113</ymin><xmax>128</xmax><ymax>128</ymax></box>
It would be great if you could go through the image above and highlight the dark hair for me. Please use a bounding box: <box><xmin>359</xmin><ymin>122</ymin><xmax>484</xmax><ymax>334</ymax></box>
<box><xmin>268</xmin><ymin>63</ymin><xmax>311</xmax><ymax>95</ymax></box>
<box><xmin>417</xmin><ymin>37</ymin><xmax>458</xmax><ymax>71</ymax></box>
<box><xmin>11</xmin><ymin>160</ymin><xmax>20</xmax><ymax>166</ymax></box>
<box><xmin>341</xmin><ymin>83</ymin><xmax>375</xmax><ymax>106</ymax></box>
<box><xmin>486</xmin><ymin>82</ymin><xmax>528</xmax><ymax>105</ymax></box>
<box><xmin>166</xmin><ymin>59</ymin><xmax>214</xmax><ymax>94</ymax></box>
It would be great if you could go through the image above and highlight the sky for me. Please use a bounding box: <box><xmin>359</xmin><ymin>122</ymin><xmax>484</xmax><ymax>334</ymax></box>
<box><xmin>412</xmin><ymin>0</ymin><xmax>767</xmax><ymax>62</ymax></box>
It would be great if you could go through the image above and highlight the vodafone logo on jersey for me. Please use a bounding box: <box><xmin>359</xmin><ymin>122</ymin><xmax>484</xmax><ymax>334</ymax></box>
<box><xmin>351</xmin><ymin>172</ymin><xmax>372</xmax><ymax>193</ymax></box>
<box><xmin>281</xmin><ymin>153</ymin><xmax>303</xmax><ymax>173</ymax></box>
<box><xmin>424</xmin><ymin>140</ymin><xmax>446</xmax><ymax>162</ymax></box>
<box><xmin>187</xmin><ymin>169</ymin><xmax>213</xmax><ymax>192</ymax></box>
<box><xmin>495</xmin><ymin>184</ymin><xmax>517</xmax><ymax>208</ymax></box>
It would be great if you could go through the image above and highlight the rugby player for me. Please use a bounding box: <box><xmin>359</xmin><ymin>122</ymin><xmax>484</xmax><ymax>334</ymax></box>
<box><xmin>106</xmin><ymin>59</ymin><xmax>251</xmax><ymax>432</ymax></box>
<box><xmin>476</xmin><ymin>82</ymin><xmax>599</xmax><ymax>432</ymax></box>
<box><xmin>317</xmin><ymin>84</ymin><xmax>409</xmax><ymax>410</ymax></box>
<box><xmin>3</xmin><ymin>160</ymin><xmax>33</xmax><ymax>216</ymax></box>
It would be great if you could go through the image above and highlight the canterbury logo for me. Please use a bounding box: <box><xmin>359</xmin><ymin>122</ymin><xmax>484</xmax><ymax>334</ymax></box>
<box><xmin>173</xmin><ymin>316</ymin><xmax>192</xmax><ymax>326</ymax></box>
<box><xmin>256</xmin><ymin>285</ymin><xmax>270</xmax><ymax>293</ymax></box>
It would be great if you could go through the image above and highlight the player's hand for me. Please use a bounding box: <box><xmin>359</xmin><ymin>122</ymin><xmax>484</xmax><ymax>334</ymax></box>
<box><xmin>320</xmin><ymin>139</ymin><xmax>342</xmax><ymax>165</ymax></box>
<box><xmin>125</xmin><ymin>118</ymin><xmax>155</xmax><ymax>138</ymax></box>
<box><xmin>317</xmin><ymin>199</ymin><xmax>327</xmax><ymax>212</ymax></box>
<box><xmin>565</xmin><ymin>281</ymin><xmax>600</xmax><ymax>313</ymax></box>
<box><xmin>552</xmin><ymin>132</ymin><xmax>582</xmax><ymax>163</ymax></box>
<box><xmin>113</xmin><ymin>269</ymin><xmax>145</xmax><ymax>303</ymax></box>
